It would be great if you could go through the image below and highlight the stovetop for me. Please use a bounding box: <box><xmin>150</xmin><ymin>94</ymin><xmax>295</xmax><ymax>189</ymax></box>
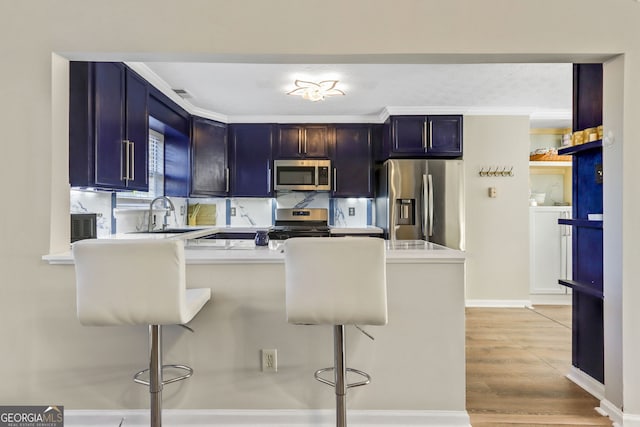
<box><xmin>269</xmin><ymin>208</ymin><xmax>330</xmax><ymax>239</ymax></box>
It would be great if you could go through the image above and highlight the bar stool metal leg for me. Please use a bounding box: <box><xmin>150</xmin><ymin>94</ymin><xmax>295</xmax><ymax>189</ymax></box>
<box><xmin>334</xmin><ymin>325</ymin><xmax>347</xmax><ymax>427</ymax></box>
<box><xmin>150</xmin><ymin>325</ymin><xmax>163</xmax><ymax>427</ymax></box>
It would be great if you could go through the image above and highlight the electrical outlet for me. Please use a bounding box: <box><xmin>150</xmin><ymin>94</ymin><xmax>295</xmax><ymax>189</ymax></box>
<box><xmin>348</xmin><ymin>207</ymin><xmax>355</xmax><ymax>216</ymax></box>
<box><xmin>261</xmin><ymin>349</ymin><xmax>277</xmax><ymax>372</ymax></box>
<box><xmin>230</xmin><ymin>207</ymin><xmax>236</xmax><ymax>217</ymax></box>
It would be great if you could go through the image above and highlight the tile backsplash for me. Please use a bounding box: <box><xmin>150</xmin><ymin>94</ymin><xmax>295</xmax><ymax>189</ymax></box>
<box><xmin>71</xmin><ymin>190</ymin><xmax>372</xmax><ymax>235</ymax></box>
<box><xmin>70</xmin><ymin>189</ymin><xmax>112</xmax><ymax>237</ymax></box>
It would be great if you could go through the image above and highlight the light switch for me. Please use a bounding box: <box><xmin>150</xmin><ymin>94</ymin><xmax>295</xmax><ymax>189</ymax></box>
<box><xmin>348</xmin><ymin>207</ymin><xmax>355</xmax><ymax>216</ymax></box>
<box><xmin>488</xmin><ymin>187</ymin><xmax>497</xmax><ymax>198</ymax></box>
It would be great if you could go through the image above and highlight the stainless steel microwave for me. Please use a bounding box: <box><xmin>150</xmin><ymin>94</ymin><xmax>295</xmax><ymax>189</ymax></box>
<box><xmin>273</xmin><ymin>159</ymin><xmax>331</xmax><ymax>191</ymax></box>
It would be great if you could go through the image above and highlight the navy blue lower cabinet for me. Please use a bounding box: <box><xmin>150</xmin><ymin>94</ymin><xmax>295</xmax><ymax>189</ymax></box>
<box><xmin>229</xmin><ymin>124</ymin><xmax>274</xmax><ymax>197</ymax></box>
<box><xmin>332</xmin><ymin>124</ymin><xmax>373</xmax><ymax>197</ymax></box>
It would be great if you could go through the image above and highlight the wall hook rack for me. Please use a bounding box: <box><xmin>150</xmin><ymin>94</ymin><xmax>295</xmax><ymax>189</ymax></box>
<box><xmin>479</xmin><ymin>166</ymin><xmax>514</xmax><ymax>177</ymax></box>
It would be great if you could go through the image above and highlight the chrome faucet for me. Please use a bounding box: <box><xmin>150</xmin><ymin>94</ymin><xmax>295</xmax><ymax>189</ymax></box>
<box><xmin>148</xmin><ymin>196</ymin><xmax>176</xmax><ymax>231</ymax></box>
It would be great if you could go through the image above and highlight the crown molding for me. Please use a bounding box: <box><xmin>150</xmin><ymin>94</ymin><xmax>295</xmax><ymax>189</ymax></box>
<box><xmin>227</xmin><ymin>114</ymin><xmax>383</xmax><ymax>124</ymax></box>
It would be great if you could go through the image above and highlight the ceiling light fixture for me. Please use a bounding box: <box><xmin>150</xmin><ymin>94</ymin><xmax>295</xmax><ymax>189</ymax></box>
<box><xmin>286</xmin><ymin>80</ymin><xmax>345</xmax><ymax>102</ymax></box>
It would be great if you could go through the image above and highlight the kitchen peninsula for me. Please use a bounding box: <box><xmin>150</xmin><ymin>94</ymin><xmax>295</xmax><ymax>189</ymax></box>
<box><xmin>44</xmin><ymin>235</ymin><xmax>468</xmax><ymax>425</ymax></box>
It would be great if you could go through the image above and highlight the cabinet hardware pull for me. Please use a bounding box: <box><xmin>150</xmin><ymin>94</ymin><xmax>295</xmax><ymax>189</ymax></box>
<box><xmin>267</xmin><ymin>162</ymin><xmax>271</xmax><ymax>193</ymax></box>
<box><xmin>333</xmin><ymin>168</ymin><xmax>337</xmax><ymax>192</ymax></box>
<box><xmin>129</xmin><ymin>141</ymin><xmax>135</xmax><ymax>182</ymax></box>
<box><xmin>298</xmin><ymin>129</ymin><xmax>303</xmax><ymax>154</ymax></box>
<box><xmin>121</xmin><ymin>140</ymin><xmax>130</xmax><ymax>181</ymax></box>
<box><xmin>422</xmin><ymin>121</ymin><xmax>427</xmax><ymax>151</ymax></box>
<box><xmin>428</xmin><ymin>121</ymin><xmax>433</xmax><ymax>150</ymax></box>
<box><xmin>225</xmin><ymin>168</ymin><xmax>230</xmax><ymax>193</ymax></box>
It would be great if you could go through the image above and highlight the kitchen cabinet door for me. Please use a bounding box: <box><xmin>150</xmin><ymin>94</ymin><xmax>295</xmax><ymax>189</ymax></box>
<box><xmin>389</xmin><ymin>115</ymin><xmax>463</xmax><ymax>158</ymax></box>
<box><xmin>124</xmin><ymin>69</ymin><xmax>149</xmax><ymax>190</ymax></box>
<box><xmin>529</xmin><ymin>207</ymin><xmax>572</xmax><ymax>294</ymax></box>
<box><xmin>93</xmin><ymin>62</ymin><xmax>126</xmax><ymax>188</ymax></box>
<box><xmin>303</xmin><ymin>125</ymin><xmax>330</xmax><ymax>158</ymax></box>
<box><xmin>149</xmin><ymin>93</ymin><xmax>191</xmax><ymax>198</ymax></box>
<box><xmin>391</xmin><ymin>116</ymin><xmax>426</xmax><ymax>154</ymax></box>
<box><xmin>229</xmin><ymin>124</ymin><xmax>274</xmax><ymax>197</ymax></box>
<box><xmin>332</xmin><ymin>124</ymin><xmax>373</xmax><ymax>197</ymax></box>
<box><xmin>276</xmin><ymin>125</ymin><xmax>330</xmax><ymax>158</ymax></box>
<box><xmin>69</xmin><ymin>62</ymin><xmax>149</xmax><ymax>190</ymax></box>
<box><xmin>427</xmin><ymin>115</ymin><xmax>463</xmax><ymax>156</ymax></box>
<box><xmin>191</xmin><ymin>117</ymin><xmax>228</xmax><ymax>196</ymax></box>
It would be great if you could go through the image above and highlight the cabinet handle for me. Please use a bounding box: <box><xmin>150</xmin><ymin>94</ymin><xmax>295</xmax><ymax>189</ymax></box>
<box><xmin>333</xmin><ymin>168</ymin><xmax>337</xmax><ymax>191</ymax></box>
<box><xmin>225</xmin><ymin>168</ymin><xmax>230</xmax><ymax>193</ymax></box>
<box><xmin>267</xmin><ymin>162</ymin><xmax>271</xmax><ymax>193</ymax></box>
<box><xmin>129</xmin><ymin>141</ymin><xmax>135</xmax><ymax>182</ymax></box>
<box><xmin>428</xmin><ymin>121</ymin><xmax>433</xmax><ymax>150</ymax></box>
<box><xmin>121</xmin><ymin>140</ymin><xmax>130</xmax><ymax>181</ymax></box>
<box><xmin>298</xmin><ymin>129</ymin><xmax>303</xmax><ymax>154</ymax></box>
<box><xmin>120</xmin><ymin>141</ymin><xmax>125</xmax><ymax>181</ymax></box>
<box><xmin>422</xmin><ymin>121</ymin><xmax>427</xmax><ymax>151</ymax></box>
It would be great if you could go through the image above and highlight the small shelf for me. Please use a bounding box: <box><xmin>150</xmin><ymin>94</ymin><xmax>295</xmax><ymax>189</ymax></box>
<box><xmin>558</xmin><ymin>218</ymin><xmax>603</xmax><ymax>229</ymax></box>
<box><xmin>558</xmin><ymin>139</ymin><xmax>602</xmax><ymax>156</ymax></box>
<box><xmin>558</xmin><ymin>279</ymin><xmax>603</xmax><ymax>299</ymax></box>
<box><xmin>529</xmin><ymin>161</ymin><xmax>572</xmax><ymax>167</ymax></box>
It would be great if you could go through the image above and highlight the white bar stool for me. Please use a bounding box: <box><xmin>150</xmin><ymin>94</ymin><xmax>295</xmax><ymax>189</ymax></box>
<box><xmin>284</xmin><ymin>237</ymin><xmax>388</xmax><ymax>427</ymax></box>
<box><xmin>72</xmin><ymin>239</ymin><xmax>211</xmax><ymax>427</ymax></box>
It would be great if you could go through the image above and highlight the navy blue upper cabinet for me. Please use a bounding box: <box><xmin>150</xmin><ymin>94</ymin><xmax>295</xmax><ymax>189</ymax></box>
<box><xmin>124</xmin><ymin>70</ymin><xmax>150</xmax><ymax>190</ymax></box>
<box><xmin>332</xmin><ymin>124</ymin><xmax>373</xmax><ymax>198</ymax></box>
<box><xmin>389</xmin><ymin>115</ymin><xmax>462</xmax><ymax>158</ymax></box>
<box><xmin>190</xmin><ymin>117</ymin><xmax>228</xmax><ymax>197</ymax></box>
<box><xmin>276</xmin><ymin>125</ymin><xmax>331</xmax><ymax>158</ymax></box>
<box><xmin>69</xmin><ymin>62</ymin><xmax>149</xmax><ymax>190</ymax></box>
<box><xmin>229</xmin><ymin>124</ymin><xmax>274</xmax><ymax>197</ymax></box>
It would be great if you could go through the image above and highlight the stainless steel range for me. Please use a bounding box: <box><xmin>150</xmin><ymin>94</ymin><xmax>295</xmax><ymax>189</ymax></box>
<box><xmin>268</xmin><ymin>208</ymin><xmax>331</xmax><ymax>240</ymax></box>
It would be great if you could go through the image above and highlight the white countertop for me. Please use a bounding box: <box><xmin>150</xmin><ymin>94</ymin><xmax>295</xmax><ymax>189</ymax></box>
<box><xmin>329</xmin><ymin>226</ymin><xmax>383</xmax><ymax>235</ymax></box>
<box><xmin>43</xmin><ymin>234</ymin><xmax>464</xmax><ymax>265</ymax></box>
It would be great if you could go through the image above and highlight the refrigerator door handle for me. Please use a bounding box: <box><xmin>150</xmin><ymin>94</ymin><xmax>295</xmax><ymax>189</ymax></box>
<box><xmin>427</xmin><ymin>174</ymin><xmax>434</xmax><ymax>237</ymax></box>
<box><xmin>422</xmin><ymin>174</ymin><xmax>428</xmax><ymax>239</ymax></box>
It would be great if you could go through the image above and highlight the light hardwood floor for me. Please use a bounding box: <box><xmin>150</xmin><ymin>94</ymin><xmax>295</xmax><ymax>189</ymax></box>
<box><xmin>466</xmin><ymin>306</ymin><xmax>612</xmax><ymax>426</ymax></box>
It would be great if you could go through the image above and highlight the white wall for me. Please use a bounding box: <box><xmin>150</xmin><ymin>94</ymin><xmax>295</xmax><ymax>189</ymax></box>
<box><xmin>1</xmin><ymin>0</ymin><xmax>639</xmax><ymax>421</ymax></box>
<box><xmin>464</xmin><ymin>116</ymin><xmax>531</xmax><ymax>302</ymax></box>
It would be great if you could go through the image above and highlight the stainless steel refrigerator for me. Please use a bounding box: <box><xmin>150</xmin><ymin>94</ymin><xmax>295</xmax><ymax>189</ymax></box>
<box><xmin>375</xmin><ymin>159</ymin><xmax>465</xmax><ymax>250</ymax></box>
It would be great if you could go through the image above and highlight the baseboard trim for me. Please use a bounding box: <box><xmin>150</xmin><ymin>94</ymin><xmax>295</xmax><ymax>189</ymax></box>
<box><xmin>529</xmin><ymin>294</ymin><xmax>572</xmax><ymax>305</ymax></box>
<box><xmin>465</xmin><ymin>299</ymin><xmax>531</xmax><ymax>308</ymax></box>
<box><xmin>566</xmin><ymin>366</ymin><xmax>605</xmax><ymax>400</ymax></box>
<box><xmin>622</xmin><ymin>413</ymin><xmax>640</xmax><ymax>427</ymax></box>
<box><xmin>65</xmin><ymin>409</ymin><xmax>472</xmax><ymax>426</ymax></box>
<box><xmin>598</xmin><ymin>398</ymin><xmax>623</xmax><ymax>426</ymax></box>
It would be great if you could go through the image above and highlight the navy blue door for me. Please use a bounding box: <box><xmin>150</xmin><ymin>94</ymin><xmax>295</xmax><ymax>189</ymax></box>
<box><xmin>229</xmin><ymin>124</ymin><xmax>274</xmax><ymax>197</ymax></box>
<box><xmin>191</xmin><ymin>117</ymin><xmax>228</xmax><ymax>196</ymax></box>
<box><xmin>332</xmin><ymin>125</ymin><xmax>372</xmax><ymax>197</ymax></box>
<box><xmin>428</xmin><ymin>115</ymin><xmax>462</xmax><ymax>156</ymax></box>
<box><xmin>124</xmin><ymin>69</ymin><xmax>149</xmax><ymax>191</ymax></box>
<box><xmin>391</xmin><ymin>116</ymin><xmax>426</xmax><ymax>154</ymax></box>
<box><xmin>94</xmin><ymin>62</ymin><xmax>126</xmax><ymax>188</ymax></box>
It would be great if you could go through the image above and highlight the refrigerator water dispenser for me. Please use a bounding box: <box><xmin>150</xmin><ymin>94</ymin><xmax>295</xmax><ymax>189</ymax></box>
<box><xmin>395</xmin><ymin>199</ymin><xmax>415</xmax><ymax>225</ymax></box>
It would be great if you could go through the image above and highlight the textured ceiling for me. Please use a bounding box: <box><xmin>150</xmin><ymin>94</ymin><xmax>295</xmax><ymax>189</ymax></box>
<box><xmin>141</xmin><ymin>62</ymin><xmax>573</xmax><ymax>127</ymax></box>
